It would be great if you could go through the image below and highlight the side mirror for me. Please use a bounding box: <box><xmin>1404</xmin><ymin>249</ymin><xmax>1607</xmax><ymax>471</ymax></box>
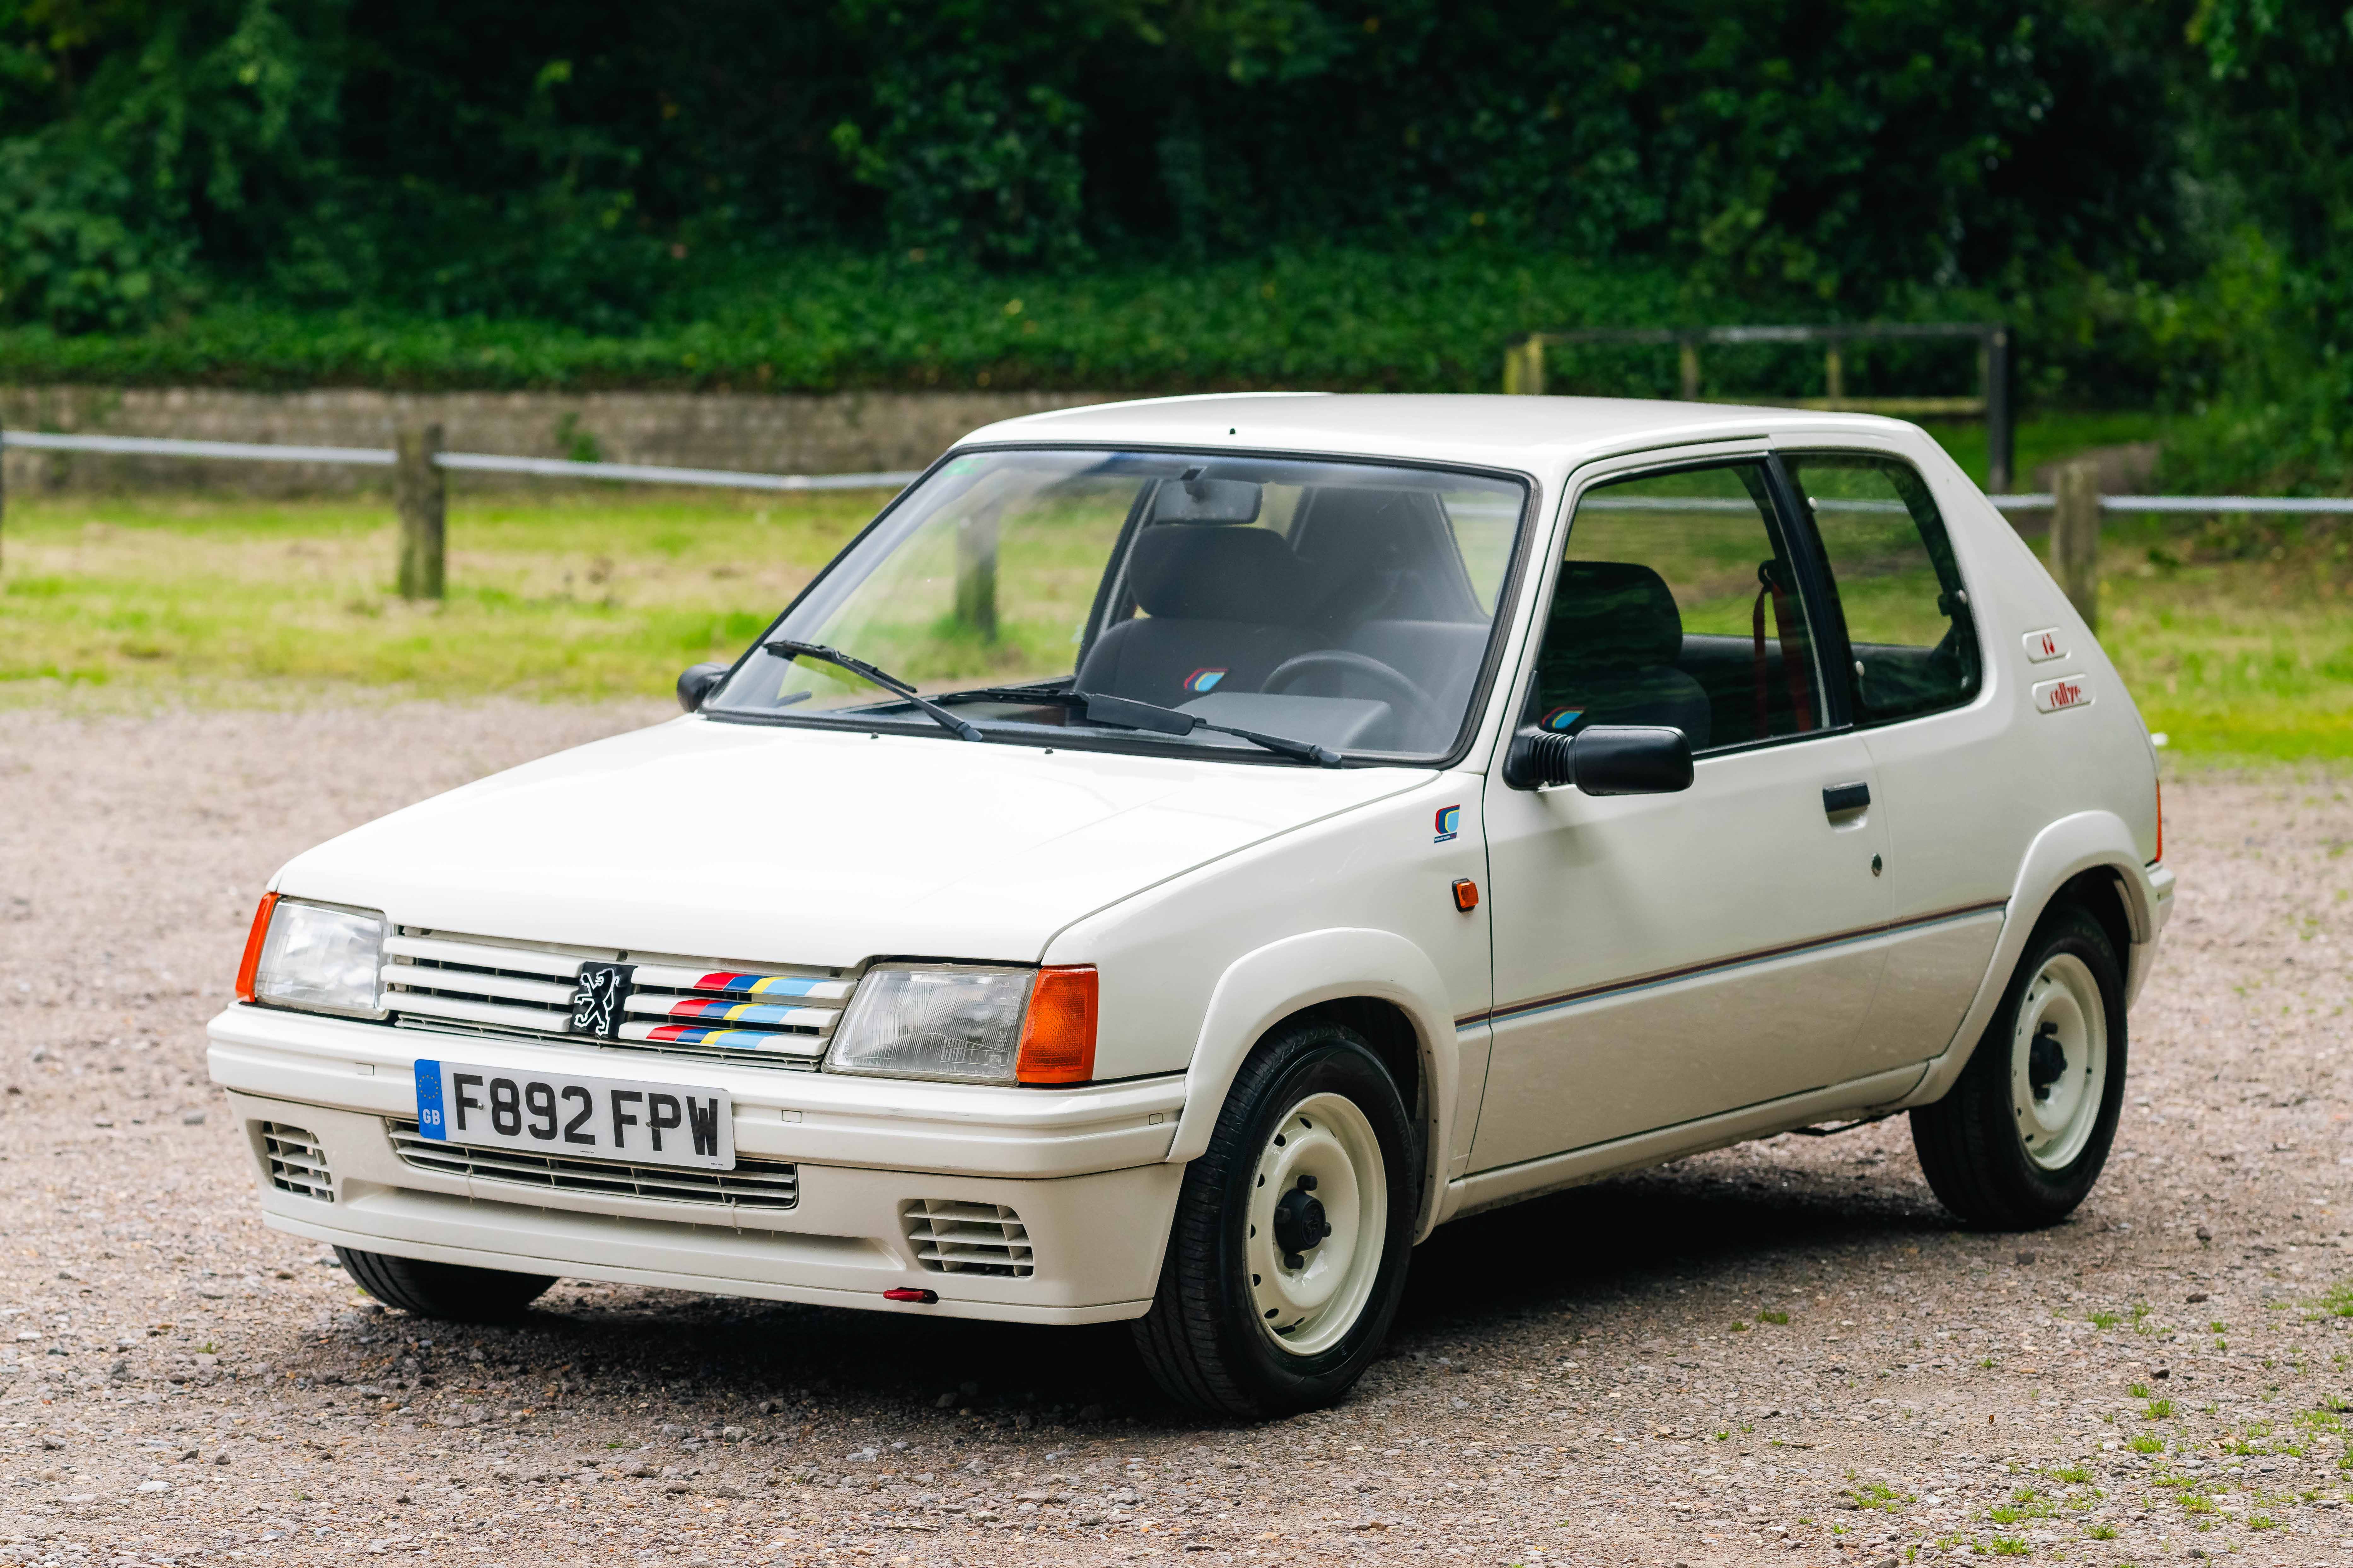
<box><xmin>676</xmin><ymin>661</ymin><xmax>730</xmax><ymax>713</ymax></box>
<box><xmin>1503</xmin><ymin>724</ymin><xmax>1694</xmax><ymax>795</ymax></box>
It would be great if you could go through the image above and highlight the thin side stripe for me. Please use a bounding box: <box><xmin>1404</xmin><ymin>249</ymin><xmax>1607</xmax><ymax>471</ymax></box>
<box><xmin>1453</xmin><ymin>898</ymin><xmax>2008</xmax><ymax>1028</ymax></box>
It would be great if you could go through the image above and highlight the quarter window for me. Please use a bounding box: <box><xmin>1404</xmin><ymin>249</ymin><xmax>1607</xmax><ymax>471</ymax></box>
<box><xmin>1531</xmin><ymin>461</ymin><xmax>1828</xmax><ymax>752</ymax></box>
<box><xmin>1785</xmin><ymin>453</ymin><xmax>1982</xmax><ymax>726</ymax></box>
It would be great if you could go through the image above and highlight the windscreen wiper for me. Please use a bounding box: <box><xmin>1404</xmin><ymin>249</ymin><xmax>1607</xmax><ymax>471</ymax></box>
<box><xmin>945</xmin><ymin>686</ymin><xmax>1341</xmax><ymax>767</ymax></box>
<box><xmin>761</xmin><ymin>639</ymin><xmax>983</xmax><ymax>742</ymax></box>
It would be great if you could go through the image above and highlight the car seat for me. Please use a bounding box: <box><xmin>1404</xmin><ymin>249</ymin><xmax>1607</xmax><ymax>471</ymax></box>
<box><xmin>1075</xmin><ymin>524</ymin><xmax>1322</xmax><ymax>707</ymax></box>
<box><xmin>1529</xmin><ymin>560</ymin><xmax>1712</xmax><ymax>746</ymax></box>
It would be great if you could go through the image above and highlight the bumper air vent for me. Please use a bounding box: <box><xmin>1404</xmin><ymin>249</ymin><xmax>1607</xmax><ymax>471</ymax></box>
<box><xmin>260</xmin><ymin>1123</ymin><xmax>333</xmax><ymax>1201</ymax></box>
<box><xmin>386</xmin><ymin>1121</ymin><xmax>798</xmax><ymax>1211</ymax></box>
<box><xmin>902</xmin><ymin>1199</ymin><xmax>1034</xmax><ymax>1277</ymax></box>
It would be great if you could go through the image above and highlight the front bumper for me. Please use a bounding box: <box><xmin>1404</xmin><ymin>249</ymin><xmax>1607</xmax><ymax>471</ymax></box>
<box><xmin>209</xmin><ymin>1004</ymin><xmax>1187</xmax><ymax>1323</ymax></box>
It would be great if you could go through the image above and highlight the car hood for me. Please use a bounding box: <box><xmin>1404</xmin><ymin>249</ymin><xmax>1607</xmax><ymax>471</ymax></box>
<box><xmin>277</xmin><ymin>716</ymin><xmax>1428</xmax><ymax>967</ymax></box>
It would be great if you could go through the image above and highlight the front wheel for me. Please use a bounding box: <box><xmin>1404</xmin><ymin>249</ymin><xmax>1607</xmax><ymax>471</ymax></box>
<box><xmin>335</xmin><ymin>1247</ymin><xmax>555</xmax><ymax>1321</ymax></box>
<box><xmin>1131</xmin><ymin>1020</ymin><xmax>1419</xmax><ymax>1418</ymax></box>
<box><xmin>1910</xmin><ymin>902</ymin><xmax>2127</xmax><ymax>1229</ymax></box>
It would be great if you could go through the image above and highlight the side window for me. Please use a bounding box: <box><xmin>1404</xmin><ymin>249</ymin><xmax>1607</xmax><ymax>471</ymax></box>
<box><xmin>1785</xmin><ymin>453</ymin><xmax>1982</xmax><ymax>726</ymax></box>
<box><xmin>1531</xmin><ymin>462</ymin><xmax>1828</xmax><ymax>752</ymax></box>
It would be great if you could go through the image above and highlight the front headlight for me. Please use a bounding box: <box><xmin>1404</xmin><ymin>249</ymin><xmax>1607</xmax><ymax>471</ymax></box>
<box><xmin>826</xmin><ymin>964</ymin><xmax>1098</xmax><ymax>1085</ymax></box>
<box><xmin>247</xmin><ymin>897</ymin><xmax>386</xmax><ymax>1019</ymax></box>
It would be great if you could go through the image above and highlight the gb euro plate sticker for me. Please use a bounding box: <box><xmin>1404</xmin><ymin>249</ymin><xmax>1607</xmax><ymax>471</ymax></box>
<box><xmin>2022</xmin><ymin>628</ymin><xmax>2066</xmax><ymax>663</ymax></box>
<box><xmin>2032</xmin><ymin>674</ymin><xmax>2093</xmax><ymax>714</ymax></box>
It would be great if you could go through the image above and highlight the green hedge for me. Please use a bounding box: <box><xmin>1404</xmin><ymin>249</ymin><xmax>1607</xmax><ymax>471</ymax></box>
<box><xmin>0</xmin><ymin>249</ymin><xmax>1983</xmax><ymax>397</ymax></box>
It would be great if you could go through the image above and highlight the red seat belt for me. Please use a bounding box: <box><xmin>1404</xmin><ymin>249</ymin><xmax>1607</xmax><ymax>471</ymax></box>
<box><xmin>1751</xmin><ymin>561</ymin><xmax>1816</xmax><ymax>737</ymax></box>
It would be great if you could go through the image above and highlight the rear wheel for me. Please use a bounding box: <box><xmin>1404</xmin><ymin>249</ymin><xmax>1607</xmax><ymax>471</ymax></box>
<box><xmin>1131</xmin><ymin>1020</ymin><xmax>1418</xmax><ymax>1418</ymax></box>
<box><xmin>334</xmin><ymin>1248</ymin><xmax>555</xmax><ymax>1321</ymax></box>
<box><xmin>1910</xmin><ymin>903</ymin><xmax>2127</xmax><ymax>1229</ymax></box>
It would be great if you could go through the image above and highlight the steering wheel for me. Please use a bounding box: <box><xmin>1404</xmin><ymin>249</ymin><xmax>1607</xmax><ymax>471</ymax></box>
<box><xmin>1262</xmin><ymin>650</ymin><xmax>1452</xmax><ymax>745</ymax></box>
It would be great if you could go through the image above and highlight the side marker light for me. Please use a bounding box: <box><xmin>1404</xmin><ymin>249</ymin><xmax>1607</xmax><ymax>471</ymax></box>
<box><xmin>882</xmin><ymin>1287</ymin><xmax>938</xmax><ymax>1304</ymax></box>
<box><xmin>1451</xmin><ymin>878</ymin><xmax>1479</xmax><ymax>913</ymax></box>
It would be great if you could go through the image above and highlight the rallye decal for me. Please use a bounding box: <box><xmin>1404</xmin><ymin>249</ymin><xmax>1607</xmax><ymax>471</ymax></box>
<box><xmin>2022</xmin><ymin>628</ymin><xmax>2066</xmax><ymax>663</ymax></box>
<box><xmin>1183</xmin><ymin>667</ymin><xmax>1229</xmax><ymax>694</ymax></box>
<box><xmin>1434</xmin><ymin>804</ymin><xmax>1461</xmax><ymax>843</ymax></box>
<box><xmin>2032</xmin><ymin>674</ymin><xmax>2093</xmax><ymax>714</ymax></box>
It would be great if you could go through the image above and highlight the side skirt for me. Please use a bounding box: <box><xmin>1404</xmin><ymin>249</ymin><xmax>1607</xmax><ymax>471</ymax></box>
<box><xmin>1432</xmin><ymin>1063</ymin><xmax>1928</xmax><ymax>1226</ymax></box>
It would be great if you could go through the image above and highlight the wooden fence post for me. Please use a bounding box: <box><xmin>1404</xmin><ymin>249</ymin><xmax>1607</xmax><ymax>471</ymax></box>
<box><xmin>0</xmin><ymin>423</ymin><xmax>8</xmax><ymax>577</ymax></box>
<box><xmin>1501</xmin><ymin>336</ymin><xmax>1546</xmax><ymax>395</ymax></box>
<box><xmin>954</xmin><ymin>509</ymin><xmax>998</xmax><ymax>640</ymax></box>
<box><xmin>395</xmin><ymin>423</ymin><xmax>445</xmax><ymax>601</ymax></box>
<box><xmin>2051</xmin><ymin>460</ymin><xmax>2101</xmax><ymax>633</ymax></box>
<box><xmin>1678</xmin><ymin>338</ymin><xmax>1702</xmax><ymax>401</ymax></box>
<box><xmin>1983</xmin><ymin>325</ymin><xmax>2015</xmax><ymax>494</ymax></box>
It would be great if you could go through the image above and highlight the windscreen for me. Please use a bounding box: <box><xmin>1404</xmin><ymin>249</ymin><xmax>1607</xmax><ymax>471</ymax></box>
<box><xmin>708</xmin><ymin>448</ymin><xmax>1528</xmax><ymax>762</ymax></box>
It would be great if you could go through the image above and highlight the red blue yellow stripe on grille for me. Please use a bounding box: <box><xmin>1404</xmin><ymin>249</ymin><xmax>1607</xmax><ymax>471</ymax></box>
<box><xmin>629</xmin><ymin>997</ymin><xmax>831</xmax><ymax>1028</ymax></box>
<box><xmin>628</xmin><ymin>963</ymin><xmax>852</xmax><ymax>1001</ymax></box>
<box><xmin>617</xmin><ymin>1020</ymin><xmax>825</xmax><ymax>1056</ymax></box>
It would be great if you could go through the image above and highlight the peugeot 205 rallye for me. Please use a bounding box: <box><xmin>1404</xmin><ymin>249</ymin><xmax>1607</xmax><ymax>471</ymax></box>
<box><xmin>210</xmin><ymin>394</ymin><xmax>2170</xmax><ymax>1416</ymax></box>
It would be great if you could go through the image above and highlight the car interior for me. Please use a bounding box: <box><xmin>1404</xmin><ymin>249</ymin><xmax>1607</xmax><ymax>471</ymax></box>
<box><xmin>1075</xmin><ymin>480</ymin><xmax>1499</xmax><ymax>754</ymax></box>
<box><xmin>1523</xmin><ymin>555</ymin><xmax>1826</xmax><ymax>752</ymax></box>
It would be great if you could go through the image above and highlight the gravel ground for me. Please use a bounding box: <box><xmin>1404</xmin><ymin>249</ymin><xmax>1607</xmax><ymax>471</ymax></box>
<box><xmin>2</xmin><ymin>703</ymin><xmax>2350</xmax><ymax>1567</ymax></box>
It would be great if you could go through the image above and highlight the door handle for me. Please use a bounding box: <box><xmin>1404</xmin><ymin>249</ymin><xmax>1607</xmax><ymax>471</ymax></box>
<box><xmin>1822</xmin><ymin>781</ymin><xmax>1871</xmax><ymax>817</ymax></box>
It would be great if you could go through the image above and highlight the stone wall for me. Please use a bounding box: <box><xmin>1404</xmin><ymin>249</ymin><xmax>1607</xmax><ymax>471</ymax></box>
<box><xmin>0</xmin><ymin>386</ymin><xmax>1119</xmax><ymax>495</ymax></box>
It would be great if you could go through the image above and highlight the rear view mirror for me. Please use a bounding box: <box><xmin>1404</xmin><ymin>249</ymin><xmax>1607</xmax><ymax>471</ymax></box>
<box><xmin>677</xmin><ymin>661</ymin><xmax>729</xmax><ymax>713</ymax></box>
<box><xmin>1503</xmin><ymin>724</ymin><xmax>1694</xmax><ymax>794</ymax></box>
<box><xmin>1151</xmin><ymin>472</ymin><xmax>1262</xmax><ymax>525</ymax></box>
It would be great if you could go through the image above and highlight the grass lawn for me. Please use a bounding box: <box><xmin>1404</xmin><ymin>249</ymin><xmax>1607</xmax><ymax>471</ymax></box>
<box><xmin>1</xmin><ymin>474</ymin><xmax>2344</xmax><ymax>767</ymax></box>
<box><xmin>0</xmin><ymin>486</ymin><xmax>889</xmax><ymax>706</ymax></box>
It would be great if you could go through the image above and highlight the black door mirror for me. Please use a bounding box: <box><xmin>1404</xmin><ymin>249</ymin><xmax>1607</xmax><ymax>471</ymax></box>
<box><xmin>676</xmin><ymin>661</ymin><xmax>730</xmax><ymax>713</ymax></box>
<box><xmin>1503</xmin><ymin>724</ymin><xmax>1694</xmax><ymax>795</ymax></box>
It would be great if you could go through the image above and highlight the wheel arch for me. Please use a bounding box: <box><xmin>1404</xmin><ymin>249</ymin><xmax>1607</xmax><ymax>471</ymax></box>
<box><xmin>1164</xmin><ymin>929</ymin><xmax>1458</xmax><ymax>1241</ymax></box>
<box><xmin>1898</xmin><ymin>810</ymin><xmax>2152</xmax><ymax>1109</ymax></box>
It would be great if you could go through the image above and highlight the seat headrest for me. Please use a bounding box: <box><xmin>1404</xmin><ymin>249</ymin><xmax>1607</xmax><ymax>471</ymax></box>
<box><xmin>1543</xmin><ymin>560</ymin><xmax>1685</xmax><ymax>669</ymax></box>
<box><xmin>1129</xmin><ymin>525</ymin><xmax>1310</xmax><ymax>624</ymax></box>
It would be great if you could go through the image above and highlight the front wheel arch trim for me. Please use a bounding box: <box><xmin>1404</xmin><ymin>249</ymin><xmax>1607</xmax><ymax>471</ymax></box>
<box><xmin>1164</xmin><ymin>929</ymin><xmax>1458</xmax><ymax>1242</ymax></box>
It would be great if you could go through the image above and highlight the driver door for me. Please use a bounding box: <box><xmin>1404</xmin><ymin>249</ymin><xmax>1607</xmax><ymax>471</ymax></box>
<box><xmin>1469</xmin><ymin>458</ymin><xmax>1895</xmax><ymax>1171</ymax></box>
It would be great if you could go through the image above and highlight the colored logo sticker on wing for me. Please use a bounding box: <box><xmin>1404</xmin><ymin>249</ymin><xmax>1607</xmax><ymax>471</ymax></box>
<box><xmin>1433</xmin><ymin>804</ymin><xmax>1461</xmax><ymax>843</ymax></box>
<box><xmin>1183</xmin><ymin>667</ymin><xmax>1229</xmax><ymax>694</ymax></box>
<box><xmin>1542</xmin><ymin>707</ymin><xmax>1584</xmax><ymax>732</ymax></box>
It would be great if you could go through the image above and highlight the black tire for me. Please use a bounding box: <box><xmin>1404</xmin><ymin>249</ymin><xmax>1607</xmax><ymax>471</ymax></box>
<box><xmin>334</xmin><ymin>1247</ymin><xmax>556</xmax><ymax>1321</ymax></box>
<box><xmin>1131</xmin><ymin>1020</ymin><xmax>1419</xmax><ymax>1418</ymax></box>
<box><xmin>1910</xmin><ymin>902</ymin><xmax>2127</xmax><ymax>1229</ymax></box>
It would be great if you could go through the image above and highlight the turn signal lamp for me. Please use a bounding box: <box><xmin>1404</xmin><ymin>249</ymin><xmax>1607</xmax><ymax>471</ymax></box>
<box><xmin>1015</xmin><ymin>967</ymin><xmax>1098</xmax><ymax>1085</ymax></box>
<box><xmin>2153</xmin><ymin>778</ymin><xmax>2164</xmax><ymax>865</ymax></box>
<box><xmin>235</xmin><ymin>892</ymin><xmax>280</xmax><ymax>1003</ymax></box>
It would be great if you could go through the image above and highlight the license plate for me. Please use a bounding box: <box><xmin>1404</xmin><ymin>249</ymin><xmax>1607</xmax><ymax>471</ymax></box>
<box><xmin>413</xmin><ymin>1059</ymin><xmax>735</xmax><ymax>1170</ymax></box>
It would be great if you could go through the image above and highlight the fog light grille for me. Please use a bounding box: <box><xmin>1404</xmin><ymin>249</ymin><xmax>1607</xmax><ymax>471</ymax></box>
<box><xmin>902</xmin><ymin>1199</ymin><xmax>1032</xmax><ymax>1277</ymax></box>
<box><xmin>261</xmin><ymin>1123</ymin><xmax>333</xmax><ymax>1202</ymax></box>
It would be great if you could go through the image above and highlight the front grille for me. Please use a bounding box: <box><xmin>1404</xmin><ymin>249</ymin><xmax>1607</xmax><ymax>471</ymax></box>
<box><xmin>386</xmin><ymin>1120</ymin><xmax>798</xmax><ymax>1211</ymax></box>
<box><xmin>261</xmin><ymin>1123</ymin><xmax>333</xmax><ymax>1201</ymax></box>
<box><xmin>381</xmin><ymin>927</ymin><xmax>853</xmax><ymax>1071</ymax></box>
<box><xmin>902</xmin><ymin>1199</ymin><xmax>1033</xmax><ymax>1277</ymax></box>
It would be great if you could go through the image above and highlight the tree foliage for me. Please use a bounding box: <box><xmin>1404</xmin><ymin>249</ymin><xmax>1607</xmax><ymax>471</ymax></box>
<box><xmin>0</xmin><ymin>0</ymin><xmax>2197</xmax><ymax>327</ymax></box>
<box><xmin>0</xmin><ymin>0</ymin><xmax>2343</xmax><ymax>488</ymax></box>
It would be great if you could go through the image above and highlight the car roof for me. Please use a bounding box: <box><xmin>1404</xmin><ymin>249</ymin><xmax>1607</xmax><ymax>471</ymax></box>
<box><xmin>953</xmin><ymin>393</ymin><xmax>1924</xmax><ymax>477</ymax></box>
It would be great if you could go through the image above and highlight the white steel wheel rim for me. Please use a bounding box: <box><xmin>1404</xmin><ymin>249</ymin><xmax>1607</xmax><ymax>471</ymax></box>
<box><xmin>1245</xmin><ymin>1091</ymin><xmax>1387</xmax><ymax>1359</ymax></box>
<box><xmin>2010</xmin><ymin>952</ymin><xmax>2108</xmax><ymax>1171</ymax></box>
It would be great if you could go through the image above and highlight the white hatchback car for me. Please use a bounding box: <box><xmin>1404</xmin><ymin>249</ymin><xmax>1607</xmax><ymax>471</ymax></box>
<box><xmin>210</xmin><ymin>394</ymin><xmax>2170</xmax><ymax>1416</ymax></box>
